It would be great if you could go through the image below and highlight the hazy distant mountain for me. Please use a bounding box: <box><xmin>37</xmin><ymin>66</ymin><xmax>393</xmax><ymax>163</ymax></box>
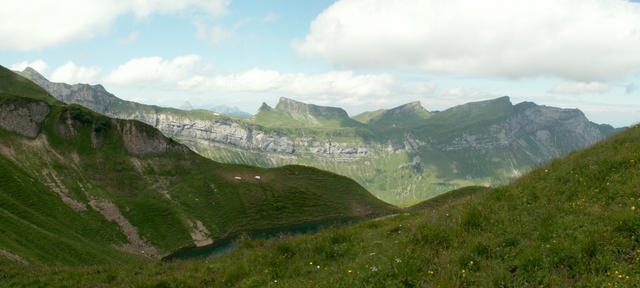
<box><xmin>18</xmin><ymin>67</ymin><xmax>620</xmax><ymax>204</ymax></box>
<box><xmin>205</xmin><ymin>105</ymin><xmax>252</xmax><ymax>118</ymax></box>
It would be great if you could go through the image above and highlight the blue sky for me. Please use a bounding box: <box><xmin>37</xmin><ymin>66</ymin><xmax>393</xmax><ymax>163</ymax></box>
<box><xmin>1</xmin><ymin>0</ymin><xmax>640</xmax><ymax>127</ymax></box>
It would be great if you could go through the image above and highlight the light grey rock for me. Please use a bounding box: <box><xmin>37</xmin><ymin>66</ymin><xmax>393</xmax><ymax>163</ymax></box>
<box><xmin>0</xmin><ymin>100</ymin><xmax>49</xmax><ymax>138</ymax></box>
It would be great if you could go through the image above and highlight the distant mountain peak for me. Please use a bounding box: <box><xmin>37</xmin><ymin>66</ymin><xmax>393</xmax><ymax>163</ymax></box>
<box><xmin>275</xmin><ymin>97</ymin><xmax>350</xmax><ymax>119</ymax></box>
<box><xmin>20</xmin><ymin>67</ymin><xmax>48</xmax><ymax>82</ymax></box>
<box><xmin>258</xmin><ymin>102</ymin><xmax>272</xmax><ymax>113</ymax></box>
<box><xmin>390</xmin><ymin>101</ymin><xmax>426</xmax><ymax>113</ymax></box>
<box><xmin>179</xmin><ymin>101</ymin><xmax>193</xmax><ymax>110</ymax></box>
<box><xmin>275</xmin><ymin>97</ymin><xmax>308</xmax><ymax>112</ymax></box>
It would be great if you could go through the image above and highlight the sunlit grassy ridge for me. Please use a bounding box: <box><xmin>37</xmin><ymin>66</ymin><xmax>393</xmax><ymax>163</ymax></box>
<box><xmin>3</xmin><ymin>123</ymin><xmax>638</xmax><ymax>287</ymax></box>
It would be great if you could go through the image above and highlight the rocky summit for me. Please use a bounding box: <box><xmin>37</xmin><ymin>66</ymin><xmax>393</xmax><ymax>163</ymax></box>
<box><xmin>18</xmin><ymin>67</ymin><xmax>619</xmax><ymax>204</ymax></box>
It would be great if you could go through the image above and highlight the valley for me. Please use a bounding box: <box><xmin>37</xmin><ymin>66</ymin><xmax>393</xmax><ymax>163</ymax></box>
<box><xmin>18</xmin><ymin>67</ymin><xmax>619</xmax><ymax>205</ymax></box>
<box><xmin>0</xmin><ymin>66</ymin><xmax>395</xmax><ymax>265</ymax></box>
<box><xmin>3</xmin><ymin>120</ymin><xmax>639</xmax><ymax>286</ymax></box>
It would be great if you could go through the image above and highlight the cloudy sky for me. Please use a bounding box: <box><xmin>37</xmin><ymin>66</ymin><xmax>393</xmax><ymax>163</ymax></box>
<box><xmin>2</xmin><ymin>0</ymin><xmax>640</xmax><ymax>126</ymax></box>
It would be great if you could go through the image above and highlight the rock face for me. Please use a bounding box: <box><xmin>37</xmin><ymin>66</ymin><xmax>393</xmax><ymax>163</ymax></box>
<box><xmin>117</xmin><ymin>120</ymin><xmax>191</xmax><ymax>155</ymax></box>
<box><xmin>19</xmin><ymin>67</ymin><xmax>117</xmax><ymax>115</ymax></box>
<box><xmin>18</xmin><ymin>67</ymin><xmax>620</xmax><ymax>203</ymax></box>
<box><xmin>0</xmin><ymin>100</ymin><xmax>49</xmax><ymax>138</ymax></box>
<box><xmin>275</xmin><ymin>97</ymin><xmax>350</xmax><ymax>120</ymax></box>
<box><xmin>433</xmin><ymin>101</ymin><xmax>610</xmax><ymax>161</ymax></box>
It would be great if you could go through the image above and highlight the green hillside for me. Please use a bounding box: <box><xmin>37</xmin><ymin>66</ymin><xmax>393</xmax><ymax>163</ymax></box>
<box><xmin>0</xmin><ymin>65</ymin><xmax>57</xmax><ymax>104</ymax></box>
<box><xmin>17</xmin><ymin>66</ymin><xmax>620</xmax><ymax>205</ymax></box>
<box><xmin>0</xmin><ymin>70</ymin><xmax>396</xmax><ymax>266</ymax></box>
<box><xmin>251</xmin><ymin>97</ymin><xmax>364</xmax><ymax>129</ymax></box>
<box><xmin>3</xmin><ymin>122</ymin><xmax>638</xmax><ymax>286</ymax></box>
<box><xmin>360</xmin><ymin>101</ymin><xmax>432</xmax><ymax>134</ymax></box>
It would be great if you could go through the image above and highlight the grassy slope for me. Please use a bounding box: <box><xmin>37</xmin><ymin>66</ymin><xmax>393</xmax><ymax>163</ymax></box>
<box><xmin>11</xmin><ymin>65</ymin><xmax>621</xmax><ymax>207</ymax></box>
<box><xmin>352</xmin><ymin>109</ymin><xmax>386</xmax><ymax>124</ymax></box>
<box><xmin>0</xmin><ymin>66</ymin><xmax>57</xmax><ymax>104</ymax></box>
<box><xmin>3</xmin><ymin>124</ymin><xmax>639</xmax><ymax>287</ymax></box>
<box><xmin>0</xmin><ymin>76</ymin><xmax>396</xmax><ymax>266</ymax></box>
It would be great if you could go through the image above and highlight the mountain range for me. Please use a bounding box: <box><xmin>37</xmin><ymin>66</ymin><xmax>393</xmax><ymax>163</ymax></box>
<box><xmin>0</xmin><ymin>65</ymin><xmax>394</xmax><ymax>265</ymax></box>
<box><xmin>18</xmin><ymin>67</ymin><xmax>618</xmax><ymax>204</ymax></box>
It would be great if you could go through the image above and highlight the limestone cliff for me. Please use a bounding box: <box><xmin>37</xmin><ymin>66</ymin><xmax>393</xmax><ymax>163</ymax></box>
<box><xmin>18</xmin><ymin>68</ymin><xmax>620</xmax><ymax>204</ymax></box>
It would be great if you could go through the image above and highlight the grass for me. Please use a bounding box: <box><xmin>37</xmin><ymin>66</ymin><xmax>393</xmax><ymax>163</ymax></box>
<box><xmin>2</xmin><ymin>123</ymin><xmax>639</xmax><ymax>286</ymax></box>
<box><xmin>13</xmin><ymin>64</ymin><xmax>619</xmax><ymax>206</ymax></box>
<box><xmin>0</xmin><ymin>66</ymin><xmax>57</xmax><ymax>105</ymax></box>
<box><xmin>0</xmin><ymin>82</ymin><xmax>397</xmax><ymax>267</ymax></box>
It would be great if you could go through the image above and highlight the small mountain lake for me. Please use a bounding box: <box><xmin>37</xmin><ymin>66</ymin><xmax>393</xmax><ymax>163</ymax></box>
<box><xmin>162</xmin><ymin>218</ymin><xmax>359</xmax><ymax>261</ymax></box>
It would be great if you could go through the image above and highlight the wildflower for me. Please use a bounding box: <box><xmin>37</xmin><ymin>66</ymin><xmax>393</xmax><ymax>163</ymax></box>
<box><xmin>633</xmin><ymin>206</ymin><xmax>636</xmax><ymax>211</ymax></box>
<box><xmin>371</xmin><ymin>266</ymin><xmax>378</xmax><ymax>272</ymax></box>
<box><xmin>395</xmin><ymin>258</ymin><xmax>402</xmax><ymax>263</ymax></box>
<box><xmin>310</xmin><ymin>262</ymin><xmax>313</xmax><ymax>265</ymax></box>
<box><xmin>428</xmin><ymin>270</ymin><xmax>434</xmax><ymax>275</ymax></box>
<box><xmin>469</xmin><ymin>260</ymin><xmax>474</xmax><ymax>265</ymax></box>
<box><xmin>369</xmin><ymin>252</ymin><xmax>376</xmax><ymax>256</ymax></box>
<box><xmin>462</xmin><ymin>269</ymin><xmax>466</xmax><ymax>273</ymax></box>
<box><xmin>274</xmin><ymin>280</ymin><xmax>278</xmax><ymax>283</ymax></box>
<box><xmin>348</xmin><ymin>270</ymin><xmax>352</xmax><ymax>273</ymax></box>
<box><xmin>317</xmin><ymin>265</ymin><xmax>320</xmax><ymax>269</ymax></box>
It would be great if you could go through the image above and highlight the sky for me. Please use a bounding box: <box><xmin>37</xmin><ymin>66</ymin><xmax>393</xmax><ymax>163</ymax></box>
<box><xmin>1</xmin><ymin>0</ymin><xmax>640</xmax><ymax>127</ymax></box>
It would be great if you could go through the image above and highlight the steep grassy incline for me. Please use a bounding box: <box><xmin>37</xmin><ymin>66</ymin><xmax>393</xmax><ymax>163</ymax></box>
<box><xmin>5</xmin><ymin>124</ymin><xmax>638</xmax><ymax>286</ymax></box>
<box><xmin>0</xmin><ymin>88</ymin><xmax>395</xmax><ymax>266</ymax></box>
<box><xmin>0</xmin><ymin>66</ymin><xmax>57</xmax><ymax>105</ymax></box>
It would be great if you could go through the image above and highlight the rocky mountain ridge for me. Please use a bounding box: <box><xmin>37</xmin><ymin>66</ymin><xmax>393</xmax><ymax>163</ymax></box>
<box><xmin>0</xmin><ymin>66</ymin><xmax>395</xmax><ymax>265</ymax></box>
<box><xmin>18</xmin><ymin>67</ymin><xmax>618</xmax><ymax>204</ymax></box>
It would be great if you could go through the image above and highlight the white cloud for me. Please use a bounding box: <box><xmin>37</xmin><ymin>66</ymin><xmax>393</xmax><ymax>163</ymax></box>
<box><xmin>102</xmin><ymin>55</ymin><xmax>394</xmax><ymax>106</ymax></box>
<box><xmin>549</xmin><ymin>81</ymin><xmax>610</xmax><ymax>94</ymax></box>
<box><xmin>104</xmin><ymin>55</ymin><xmax>202</xmax><ymax>86</ymax></box>
<box><xmin>10</xmin><ymin>59</ymin><xmax>49</xmax><ymax>74</ymax></box>
<box><xmin>178</xmin><ymin>68</ymin><xmax>394</xmax><ymax>105</ymax></box>
<box><xmin>50</xmin><ymin>62</ymin><xmax>102</xmax><ymax>84</ymax></box>
<box><xmin>0</xmin><ymin>0</ymin><xmax>230</xmax><ymax>51</ymax></box>
<box><xmin>294</xmin><ymin>0</ymin><xmax>640</xmax><ymax>81</ymax></box>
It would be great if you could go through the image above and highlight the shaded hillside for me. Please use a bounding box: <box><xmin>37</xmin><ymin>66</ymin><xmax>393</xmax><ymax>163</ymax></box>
<box><xmin>0</xmin><ymin>68</ymin><xmax>395</xmax><ymax>266</ymax></box>
<box><xmin>4</xmin><ymin>124</ymin><xmax>639</xmax><ymax>286</ymax></box>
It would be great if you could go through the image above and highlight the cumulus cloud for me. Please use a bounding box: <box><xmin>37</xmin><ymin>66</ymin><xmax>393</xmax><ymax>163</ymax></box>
<box><xmin>102</xmin><ymin>55</ymin><xmax>394</xmax><ymax>106</ymax></box>
<box><xmin>0</xmin><ymin>0</ymin><xmax>230</xmax><ymax>51</ymax></box>
<box><xmin>178</xmin><ymin>69</ymin><xmax>394</xmax><ymax>105</ymax></box>
<box><xmin>50</xmin><ymin>62</ymin><xmax>102</xmax><ymax>84</ymax></box>
<box><xmin>104</xmin><ymin>55</ymin><xmax>202</xmax><ymax>86</ymax></box>
<box><xmin>10</xmin><ymin>59</ymin><xmax>49</xmax><ymax>74</ymax></box>
<box><xmin>549</xmin><ymin>81</ymin><xmax>610</xmax><ymax>94</ymax></box>
<box><xmin>293</xmin><ymin>0</ymin><xmax>640</xmax><ymax>81</ymax></box>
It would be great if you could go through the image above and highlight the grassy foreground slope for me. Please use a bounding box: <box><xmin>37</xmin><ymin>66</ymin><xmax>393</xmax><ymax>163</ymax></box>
<box><xmin>0</xmin><ymin>67</ymin><xmax>396</xmax><ymax>266</ymax></box>
<box><xmin>3</xmin><ymin>123</ymin><xmax>638</xmax><ymax>286</ymax></box>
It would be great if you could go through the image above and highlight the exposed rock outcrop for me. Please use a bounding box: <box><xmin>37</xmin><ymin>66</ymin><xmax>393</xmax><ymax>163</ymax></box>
<box><xmin>0</xmin><ymin>100</ymin><xmax>49</xmax><ymax>138</ymax></box>
<box><xmin>117</xmin><ymin>120</ymin><xmax>191</xmax><ymax>155</ymax></box>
